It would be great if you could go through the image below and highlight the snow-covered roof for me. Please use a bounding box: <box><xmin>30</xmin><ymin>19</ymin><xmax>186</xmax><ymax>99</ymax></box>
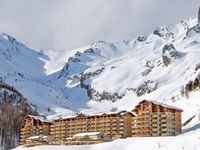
<box><xmin>87</xmin><ymin>110</ymin><xmax>135</xmax><ymax>117</ymax></box>
<box><xmin>54</xmin><ymin>110</ymin><xmax>135</xmax><ymax>120</ymax></box>
<box><xmin>54</xmin><ymin>110</ymin><xmax>137</xmax><ymax>120</ymax></box>
<box><xmin>54</xmin><ymin>114</ymin><xmax>77</xmax><ymax>120</ymax></box>
<box><xmin>27</xmin><ymin>115</ymin><xmax>52</xmax><ymax>123</ymax></box>
<box><xmin>128</xmin><ymin>111</ymin><xmax>137</xmax><ymax>116</ymax></box>
<box><xmin>27</xmin><ymin>136</ymin><xmax>40</xmax><ymax>140</ymax></box>
<box><xmin>73</xmin><ymin>132</ymin><xmax>102</xmax><ymax>137</ymax></box>
<box><xmin>88</xmin><ymin>111</ymin><xmax>118</xmax><ymax>116</ymax></box>
<box><xmin>135</xmin><ymin>99</ymin><xmax>183</xmax><ymax>111</ymax></box>
<box><xmin>27</xmin><ymin>136</ymin><xmax>48</xmax><ymax>140</ymax></box>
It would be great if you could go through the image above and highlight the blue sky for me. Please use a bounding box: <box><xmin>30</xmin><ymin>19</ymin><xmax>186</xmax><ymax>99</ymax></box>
<box><xmin>0</xmin><ymin>0</ymin><xmax>199</xmax><ymax>50</ymax></box>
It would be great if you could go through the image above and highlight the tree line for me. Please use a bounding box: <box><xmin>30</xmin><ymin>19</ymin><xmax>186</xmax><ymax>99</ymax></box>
<box><xmin>181</xmin><ymin>74</ymin><xmax>200</xmax><ymax>98</ymax></box>
<box><xmin>0</xmin><ymin>80</ymin><xmax>37</xmax><ymax>150</ymax></box>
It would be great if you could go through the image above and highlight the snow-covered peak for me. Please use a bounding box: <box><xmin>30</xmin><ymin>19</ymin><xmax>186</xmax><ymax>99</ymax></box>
<box><xmin>0</xmin><ymin>18</ymin><xmax>200</xmax><ymax>122</ymax></box>
<box><xmin>7</xmin><ymin>17</ymin><xmax>200</xmax><ymax>150</ymax></box>
<box><xmin>0</xmin><ymin>33</ymin><xmax>35</xmax><ymax>54</ymax></box>
<box><xmin>0</xmin><ymin>33</ymin><xmax>16</xmax><ymax>43</ymax></box>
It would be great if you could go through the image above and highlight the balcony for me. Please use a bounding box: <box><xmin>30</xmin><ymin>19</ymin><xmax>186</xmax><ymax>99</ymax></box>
<box><xmin>137</xmin><ymin>115</ymin><xmax>150</xmax><ymax>119</ymax></box>
<box><xmin>160</xmin><ymin>119</ymin><xmax>167</xmax><ymax>122</ymax></box>
<box><xmin>21</xmin><ymin>128</ymin><xmax>31</xmax><ymax>131</ymax></box>
<box><xmin>137</xmin><ymin>123</ymin><xmax>150</xmax><ymax>127</ymax></box>
<box><xmin>160</xmin><ymin>124</ymin><xmax>168</xmax><ymax>127</ymax></box>
<box><xmin>20</xmin><ymin>131</ymin><xmax>31</xmax><ymax>134</ymax></box>
<box><xmin>160</xmin><ymin>128</ymin><xmax>168</xmax><ymax>132</ymax></box>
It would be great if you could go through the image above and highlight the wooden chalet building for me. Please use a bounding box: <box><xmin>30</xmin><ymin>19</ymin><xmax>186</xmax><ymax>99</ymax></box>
<box><xmin>20</xmin><ymin>115</ymin><xmax>52</xmax><ymax>146</ymax></box>
<box><xmin>49</xmin><ymin>111</ymin><xmax>134</xmax><ymax>144</ymax></box>
<box><xmin>132</xmin><ymin>100</ymin><xmax>182</xmax><ymax>137</ymax></box>
<box><xmin>19</xmin><ymin>99</ymin><xmax>183</xmax><ymax>147</ymax></box>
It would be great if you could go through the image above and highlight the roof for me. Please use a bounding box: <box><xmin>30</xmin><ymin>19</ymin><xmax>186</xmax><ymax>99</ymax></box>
<box><xmin>27</xmin><ymin>136</ymin><xmax>48</xmax><ymax>140</ymax></box>
<box><xmin>87</xmin><ymin>110</ymin><xmax>135</xmax><ymax>117</ymax></box>
<box><xmin>27</xmin><ymin>115</ymin><xmax>52</xmax><ymax>123</ymax></box>
<box><xmin>54</xmin><ymin>114</ymin><xmax>78</xmax><ymax>120</ymax></box>
<box><xmin>128</xmin><ymin>111</ymin><xmax>137</xmax><ymax>116</ymax></box>
<box><xmin>27</xmin><ymin>136</ymin><xmax>40</xmax><ymax>140</ymax></box>
<box><xmin>134</xmin><ymin>99</ymin><xmax>183</xmax><ymax>111</ymax></box>
<box><xmin>73</xmin><ymin>132</ymin><xmax>102</xmax><ymax>137</ymax></box>
<box><xmin>54</xmin><ymin>110</ymin><xmax>135</xmax><ymax>121</ymax></box>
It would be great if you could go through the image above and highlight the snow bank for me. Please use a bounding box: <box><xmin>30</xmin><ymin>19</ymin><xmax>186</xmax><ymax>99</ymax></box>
<box><xmin>13</xmin><ymin>124</ymin><xmax>200</xmax><ymax>150</ymax></box>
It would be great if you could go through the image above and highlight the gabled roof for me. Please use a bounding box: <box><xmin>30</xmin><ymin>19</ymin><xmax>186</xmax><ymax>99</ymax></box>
<box><xmin>133</xmin><ymin>99</ymin><xmax>183</xmax><ymax>112</ymax></box>
<box><xmin>75</xmin><ymin>113</ymin><xmax>87</xmax><ymax>118</ymax></box>
<box><xmin>88</xmin><ymin>110</ymin><xmax>135</xmax><ymax>117</ymax></box>
<box><xmin>54</xmin><ymin>114</ymin><xmax>77</xmax><ymax>120</ymax></box>
<box><xmin>54</xmin><ymin>110</ymin><xmax>136</xmax><ymax>121</ymax></box>
<box><xmin>73</xmin><ymin>132</ymin><xmax>102</xmax><ymax>137</ymax></box>
<box><xmin>27</xmin><ymin>136</ymin><xmax>48</xmax><ymax>140</ymax></box>
<box><xmin>26</xmin><ymin>115</ymin><xmax>52</xmax><ymax>123</ymax></box>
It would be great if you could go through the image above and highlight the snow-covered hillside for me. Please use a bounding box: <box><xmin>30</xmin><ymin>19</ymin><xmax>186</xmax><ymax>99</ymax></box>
<box><xmin>14</xmin><ymin>126</ymin><xmax>200</xmax><ymax>150</ymax></box>
<box><xmin>0</xmin><ymin>18</ymin><xmax>200</xmax><ymax>123</ymax></box>
<box><xmin>14</xmin><ymin>109</ymin><xmax>200</xmax><ymax>150</ymax></box>
<box><xmin>1</xmin><ymin>17</ymin><xmax>199</xmax><ymax>150</ymax></box>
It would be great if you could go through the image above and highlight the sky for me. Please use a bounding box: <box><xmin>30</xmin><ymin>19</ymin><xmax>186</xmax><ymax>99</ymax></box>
<box><xmin>0</xmin><ymin>0</ymin><xmax>199</xmax><ymax>51</ymax></box>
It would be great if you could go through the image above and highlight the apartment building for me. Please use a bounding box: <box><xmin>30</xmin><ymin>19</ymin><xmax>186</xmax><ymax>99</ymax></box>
<box><xmin>20</xmin><ymin>99</ymin><xmax>183</xmax><ymax>147</ymax></box>
<box><xmin>20</xmin><ymin>115</ymin><xmax>52</xmax><ymax>145</ymax></box>
<box><xmin>50</xmin><ymin>111</ymin><xmax>134</xmax><ymax>144</ymax></box>
<box><xmin>132</xmin><ymin>100</ymin><xmax>182</xmax><ymax>137</ymax></box>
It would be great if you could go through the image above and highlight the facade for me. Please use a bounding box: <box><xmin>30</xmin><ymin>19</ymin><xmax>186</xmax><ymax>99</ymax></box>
<box><xmin>132</xmin><ymin>100</ymin><xmax>182</xmax><ymax>137</ymax></box>
<box><xmin>20</xmin><ymin>99</ymin><xmax>183</xmax><ymax>147</ymax></box>
<box><xmin>20</xmin><ymin>115</ymin><xmax>52</xmax><ymax>146</ymax></box>
<box><xmin>50</xmin><ymin>111</ymin><xmax>134</xmax><ymax>144</ymax></box>
<box><xmin>62</xmin><ymin>132</ymin><xmax>104</xmax><ymax>145</ymax></box>
<box><xmin>25</xmin><ymin>136</ymin><xmax>49</xmax><ymax>147</ymax></box>
<box><xmin>72</xmin><ymin>132</ymin><xmax>104</xmax><ymax>140</ymax></box>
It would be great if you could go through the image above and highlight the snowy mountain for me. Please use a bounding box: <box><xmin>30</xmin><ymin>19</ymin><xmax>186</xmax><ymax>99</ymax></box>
<box><xmin>0</xmin><ymin>18</ymin><xmax>200</xmax><ymax>123</ymax></box>
<box><xmin>0</xmin><ymin>33</ymin><xmax>70</xmax><ymax>113</ymax></box>
<box><xmin>0</xmin><ymin>17</ymin><xmax>199</xmax><ymax>150</ymax></box>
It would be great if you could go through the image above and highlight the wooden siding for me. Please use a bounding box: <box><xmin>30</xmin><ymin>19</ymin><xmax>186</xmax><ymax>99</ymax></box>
<box><xmin>49</xmin><ymin>111</ymin><xmax>134</xmax><ymax>144</ymax></box>
<box><xmin>20</xmin><ymin>116</ymin><xmax>51</xmax><ymax>146</ymax></box>
<box><xmin>20</xmin><ymin>99</ymin><xmax>182</xmax><ymax>147</ymax></box>
<box><xmin>132</xmin><ymin>100</ymin><xmax>182</xmax><ymax>137</ymax></box>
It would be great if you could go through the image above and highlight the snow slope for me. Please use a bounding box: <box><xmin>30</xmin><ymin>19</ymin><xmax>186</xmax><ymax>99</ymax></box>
<box><xmin>4</xmin><ymin>17</ymin><xmax>200</xmax><ymax>150</ymax></box>
<box><xmin>0</xmin><ymin>18</ymin><xmax>200</xmax><ymax>121</ymax></box>
<box><xmin>0</xmin><ymin>33</ymin><xmax>70</xmax><ymax>112</ymax></box>
<box><xmin>14</xmin><ymin>119</ymin><xmax>200</xmax><ymax>150</ymax></box>
<box><xmin>14</xmin><ymin>103</ymin><xmax>200</xmax><ymax>150</ymax></box>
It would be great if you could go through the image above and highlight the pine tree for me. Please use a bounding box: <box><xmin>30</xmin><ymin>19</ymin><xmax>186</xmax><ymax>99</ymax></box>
<box><xmin>180</xmin><ymin>86</ymin><xmax>185</xmax><ymax>97</ymax></box>
<box><xmin>186</xmin><ymin>81</ymin><xmax>193</xmax><ymax>92</ymax></box>
<box><xmin>0</xmin><ymin>81</ymin><xmax>37</xmax><ymax>150</ymax></box>
<box><xmin>193</xmin><ymin>78</ymin><xmax>199</xmax><ymax>89</ymax></box>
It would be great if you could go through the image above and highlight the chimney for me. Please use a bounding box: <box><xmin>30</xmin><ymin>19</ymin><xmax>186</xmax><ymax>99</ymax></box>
<box><xmin>198</xmin><ymin>7</ymin><xmax>200</xmax><ymax>23</ymax></box>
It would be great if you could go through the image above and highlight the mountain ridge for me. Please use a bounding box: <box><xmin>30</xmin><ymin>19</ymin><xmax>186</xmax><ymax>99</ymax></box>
<box><xmin>0</xmin><ymin>18</ymin><xmax>199</xmax><ymax>122</ymax></box>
